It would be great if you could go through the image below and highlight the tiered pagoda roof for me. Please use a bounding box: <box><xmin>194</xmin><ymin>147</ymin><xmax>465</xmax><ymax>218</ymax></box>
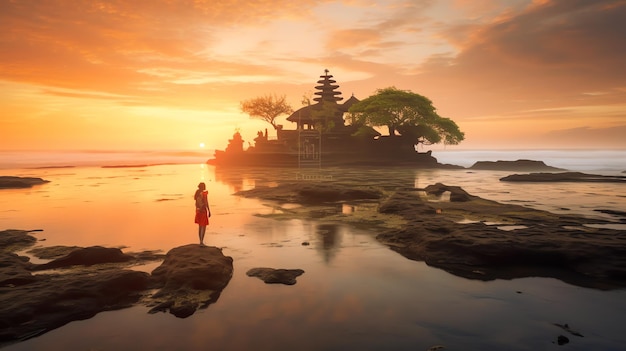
<box><xmin>313</xmin><ymin>69</ymin><xmax>343</xmax><ymax>103</ymax></box>
<box><xmin>286</xmin><ymin>69</ymin><xmax>358</xmax><ymax>128</ymax></box>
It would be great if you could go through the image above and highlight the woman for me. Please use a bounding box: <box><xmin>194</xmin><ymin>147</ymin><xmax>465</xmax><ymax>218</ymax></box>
<box><xmin>194</xmin><ymin>182</ymin><xmax>211</xmax><ymax>245</ymax></box>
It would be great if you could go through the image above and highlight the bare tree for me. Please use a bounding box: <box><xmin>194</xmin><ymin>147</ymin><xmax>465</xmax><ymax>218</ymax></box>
<box><xmin>240</xmin><ymin>94</ymin><xmax>293</xmax><ymax>130</ymax></box>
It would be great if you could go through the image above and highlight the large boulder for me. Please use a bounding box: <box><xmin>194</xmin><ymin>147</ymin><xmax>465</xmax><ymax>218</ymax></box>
<box><xmin>147</xmin><ymin>244</ymin><xmax>233</xmax><ymax>318</ymax></box>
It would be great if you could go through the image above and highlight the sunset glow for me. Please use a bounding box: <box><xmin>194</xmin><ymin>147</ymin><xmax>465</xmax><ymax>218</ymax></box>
<box><xmin>1</xmin><ymin>0</ymin><xmax>625</xmax><ymax>151</ymax></box>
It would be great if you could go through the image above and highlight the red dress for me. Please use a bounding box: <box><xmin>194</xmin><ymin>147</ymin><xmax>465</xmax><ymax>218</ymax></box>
<box><xmin>194</xmin><ymin>191</ymin><xmax>210</xmax><ymax>226</ymax></box>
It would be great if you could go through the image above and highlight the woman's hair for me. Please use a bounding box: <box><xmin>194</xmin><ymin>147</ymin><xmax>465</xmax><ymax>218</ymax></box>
<box><xmin>194</xmin><ymin>182</ymin><xmax>206</xmax><ymax>199</ymax></box>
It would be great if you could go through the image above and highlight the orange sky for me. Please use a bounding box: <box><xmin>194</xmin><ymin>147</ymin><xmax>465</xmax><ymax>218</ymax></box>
<box><xmin>1</xmin><ymin>0</ymin><xmax>625</xmax><ymax>151</ymax></box>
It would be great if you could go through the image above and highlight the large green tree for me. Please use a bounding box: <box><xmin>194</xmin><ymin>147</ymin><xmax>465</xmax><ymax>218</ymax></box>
<box><xmin>240</xmin><ymin>94</ymin><xmax>293</xmax><ymax>130</ymax></box>
<box><xmin>348</xmin><ymin>87</ymin><xmax>464</xmax><ymax>145</ymax></box>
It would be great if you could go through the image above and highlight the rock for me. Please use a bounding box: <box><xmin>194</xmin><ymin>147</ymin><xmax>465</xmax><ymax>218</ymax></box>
<box><xmin>374</xmin><ymin>185</ymin><xmax>626</xmax><ymax>290</ymax></box>
<box><xmin>500</xmin><ymin>172</ymin><xmax>626</xmax><ymax>183</ymax></box>
<box><xmin>236</xmin><ymin>182</ymin><xmax>381</xmax><ymax>204</ymax></box>
<box><xmin>27</xmin><ymin>246</ymin><xmax>82</xmax><ymax>260</ymax></box>
<box><xmin>298</xmin><ymin>187</ymin><xmax>381</xmax><ymax>203</ymax></box>
<box><xmin>0</xmin><ymin>252</ymin><xmax>36</xmax><ymax>286</ymax></box>
<box><xmin>0</xmin><ymin>230</ymin><xmax>163</xmax><ymax>346</ymax></box>
<box><xmin>0</xmin><ymin>176</ymin><xmax>50</xmax><ymax>189</ymax></box>
<box><xmin>0</xmin><ymin>268</ymin><xmax>149</xmax><ymax>346</ymax></box>
<box><xmin>147</xmin><ymin>244</ymin><xmax>233</xmax><ymax>318</ymax></box>
<box><xmin>1</xmin><ymin>229</ymin><xmax>234</xmax><ymax>343</ymax></box>
<box><xmin>34</xmin><ymin>246</ymin><xmax>133</xmax><ymax>270</ymax></box>
<box><xmin>235</xmin><ymin>181</ymin><xmax>626</xmax><ymax>289</ymax></box>
<box><xmin>379</xmin><ymin>189</ymin><xmax>436</xmax><ymax>216</ymax></box>
<box><xmin>0</xmin><ymin>229</ymin><xmax>38</xmax><ymax>252</ymax></box>
<box><xmin>246</xmin><ymin>267</ymin><xmax>305</xmax><ymax>285</ymax></box>
<box><xmin>423</xmin><ymin>183</ymin><xmax>473</xmax><ymax>202</ymax></box>
<box><xmin>469</xmin><ymin>159</ymin><xmax>564</xmax><ymax>171</ymax></box>
<box><xmin>557</xmin><ymin>335</ymin><xmax>569</xmax><ymax>345</ymax></box>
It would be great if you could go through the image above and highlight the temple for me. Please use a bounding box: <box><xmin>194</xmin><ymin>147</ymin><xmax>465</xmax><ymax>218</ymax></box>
<box><xmin>208</xmin><ymin>70</ymin><xmax>446</xmax><ymax>167</ymax></box>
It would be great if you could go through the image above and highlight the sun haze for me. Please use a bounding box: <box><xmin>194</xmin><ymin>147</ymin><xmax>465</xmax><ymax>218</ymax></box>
<box><xmin>1</xmin><ymin>0</ymin><xmax>625</xmax><ymax>151</ymax></box>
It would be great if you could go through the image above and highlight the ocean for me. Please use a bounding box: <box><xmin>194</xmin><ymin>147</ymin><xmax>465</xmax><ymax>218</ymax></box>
<box><xmin>1</xmin><ymin>149</ymin><xmax>625</xmax><ymax>350</ymax></box>
<box><xmin>1</xmin><ymin>148</ymin><xmax>624</xmax><ymax>172</ymax></box>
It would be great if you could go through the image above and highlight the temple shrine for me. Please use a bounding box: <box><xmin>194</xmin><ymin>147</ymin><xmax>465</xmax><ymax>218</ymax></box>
<box><xmin>208</xmin><ymin>70</ymin><xmax>444</xmax><ymax>167</ymax></box>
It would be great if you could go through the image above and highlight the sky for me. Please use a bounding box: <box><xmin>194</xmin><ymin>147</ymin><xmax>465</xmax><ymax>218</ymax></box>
<box><xmin>1</xmin><ymin>0</ymin><xmax>625</xmax><ymax>151</ymax></box>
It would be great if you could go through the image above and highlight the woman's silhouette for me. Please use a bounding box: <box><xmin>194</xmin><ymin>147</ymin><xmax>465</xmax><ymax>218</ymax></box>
<box><xmin>194</xmin><ymin>182</ymin><xmax>211</xmax><ymax>245</ymax></box>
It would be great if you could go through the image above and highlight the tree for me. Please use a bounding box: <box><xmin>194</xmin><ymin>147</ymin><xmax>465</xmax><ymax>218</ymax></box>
<box><xmin>348</xmin><ymin>87</ymin><xmax>464</xmax><ymax>145</ymax></box>
<box><xmin>240</xmin><ymin>94</ymin><xmax>293</xmax><ymax>130</ymax></box>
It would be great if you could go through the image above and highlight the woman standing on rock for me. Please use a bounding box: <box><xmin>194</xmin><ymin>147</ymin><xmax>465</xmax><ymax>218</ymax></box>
<box><xmin>194</xmin><ymin>182</ymin><xmax>211</xmax><ymax>245</ymax></box>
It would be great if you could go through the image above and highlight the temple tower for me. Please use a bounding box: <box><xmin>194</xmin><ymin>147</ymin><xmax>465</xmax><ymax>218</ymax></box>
<box><xmin>314</xmin><ymin>69</ymin><xmax>343</xmax><ymax>104</ymax></box>
<box><xmin>287</xmin><ymin>69</ymin><xmax>346</xmax><ymax>131</ymax></box>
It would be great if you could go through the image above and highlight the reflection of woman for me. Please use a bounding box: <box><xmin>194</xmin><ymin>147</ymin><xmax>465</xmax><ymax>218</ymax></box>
<box><xmin>194</xmin><ymin>182</ymin><xmax>211</xmax><ymax>245</ymax></box>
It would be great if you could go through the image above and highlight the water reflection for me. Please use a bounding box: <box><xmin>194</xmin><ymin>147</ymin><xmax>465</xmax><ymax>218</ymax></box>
<box><xmin>3</xmin><ymin>164</ymin><xmax>626</xmax><ymax>350</ymax></box>
<box><xmin>315</xmin><ymin>223</ymin><xmax>342</xmax><ymax>263</ymax></box>
<box><xmin>213</xmin><ymin>166</ymin><xmax>296</xmax><ymax>193</ymax></box>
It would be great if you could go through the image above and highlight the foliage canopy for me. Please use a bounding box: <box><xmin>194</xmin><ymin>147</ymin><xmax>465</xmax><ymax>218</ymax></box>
<box><xmin>348</xmin><ymin>87</ymin><xmax>464</xmax><ymax>145</ymax></box>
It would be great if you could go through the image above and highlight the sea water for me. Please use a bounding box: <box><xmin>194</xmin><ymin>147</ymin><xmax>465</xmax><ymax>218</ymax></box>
<box><xmin>1</xmin><ymin>150</ymin><xmax>625</xmax><ymax>350</ymax></box>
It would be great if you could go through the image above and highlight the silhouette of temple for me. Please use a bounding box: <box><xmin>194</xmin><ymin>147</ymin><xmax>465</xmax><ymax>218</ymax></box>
<box><xmin>208</xmin><ymin>70</ymin><xmax>443</xmax><ymax>167</ymax></box>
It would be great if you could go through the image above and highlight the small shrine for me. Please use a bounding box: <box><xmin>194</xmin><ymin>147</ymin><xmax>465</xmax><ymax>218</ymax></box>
<box><xmin>224</xmin><ymin>130</ymin><xmax>244</xmax><ymax>153</ymax></box>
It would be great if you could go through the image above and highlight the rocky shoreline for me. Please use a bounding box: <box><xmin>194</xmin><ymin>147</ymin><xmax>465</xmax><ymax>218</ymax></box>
<box><xmin>235</xmin><ymin>181</ymin><xmax>626</xmax><ymax>290</ymax></box>
<box><xmin>0</xmin><ymin>230</ymin><xmax>233</xmax><ymax>347</ymax></box>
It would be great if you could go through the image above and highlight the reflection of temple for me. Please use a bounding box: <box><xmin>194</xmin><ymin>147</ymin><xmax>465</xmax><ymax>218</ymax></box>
<box><xmin>208</xmin><ymin>70</ymin><xmax>443</xmax><ymax>167</ymax></box>
<box><xmin>315</xmin><ymin>223</ymin><xmax>342</xmax><ymax>264</ymax></box>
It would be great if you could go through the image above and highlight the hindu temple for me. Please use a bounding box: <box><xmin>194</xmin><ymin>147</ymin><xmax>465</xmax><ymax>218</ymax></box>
<box><xmin>208</xmin><ymin>70</ymin><xmax>446</xmax><ymax>168</ymax></box>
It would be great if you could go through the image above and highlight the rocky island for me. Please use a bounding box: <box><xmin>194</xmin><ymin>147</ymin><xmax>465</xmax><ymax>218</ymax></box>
<box><xmin>208</xmin><ymin>70</ymin><xmax>463</xmax><ymax>169</ymax></box>
<box><xmin>469</xmin><ymin>159</ymin><xmax>565</xmax><ymax>171</ymax></box>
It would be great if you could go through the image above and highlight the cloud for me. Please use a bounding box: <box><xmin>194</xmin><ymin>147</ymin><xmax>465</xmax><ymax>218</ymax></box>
<box><xmin>437</xmin><ymin>0</ymin><xmax>626</xmax><ymax>89</ymax></box>
<box><xmin>326</xmin><ymin>28</ymin><xmax>383</xmax><ymax>51</ymax></box>
<box><xmin>0</xmin><ymin>0</ymin><xmax>323</xmax><ymax>92</ymax></box>
<box><xmin>407</xmin><ymin>0</ymin><xmax>626</xmax><ymax>119</ymax></box>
